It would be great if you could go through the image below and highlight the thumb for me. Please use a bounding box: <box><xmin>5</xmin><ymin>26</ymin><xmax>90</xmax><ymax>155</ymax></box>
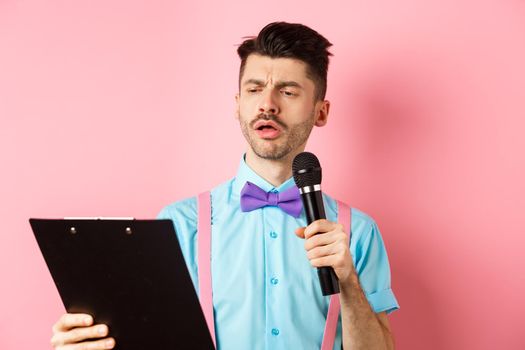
<box><xmin>295</xmin><ymin>227</ymin><xmax>306</xmax><ymax>239</ymax></box>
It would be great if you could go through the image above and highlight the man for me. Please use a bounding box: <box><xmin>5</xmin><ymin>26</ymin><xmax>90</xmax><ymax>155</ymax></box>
<box><xmin>51</xmin><ymin>22</ymin><xmax>399</xmax><ymax>350</ymax></box>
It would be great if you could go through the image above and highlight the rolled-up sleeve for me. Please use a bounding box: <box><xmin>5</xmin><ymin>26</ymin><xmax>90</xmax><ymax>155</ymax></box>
<box><xmin>351</xmin><ymin>210</ymin><xmax>399</xmax><ymax>314</ymax></box>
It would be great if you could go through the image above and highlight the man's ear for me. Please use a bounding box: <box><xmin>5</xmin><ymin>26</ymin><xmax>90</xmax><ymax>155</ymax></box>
<box><xmin>235</xmin><ymin>93</ymin><xmax>240</xmax><ymax>120</ymax></box>
<box><xmin>314</xmin><ymin>100</ymin><xmax>330</xmax><ymax>127</ymax></box>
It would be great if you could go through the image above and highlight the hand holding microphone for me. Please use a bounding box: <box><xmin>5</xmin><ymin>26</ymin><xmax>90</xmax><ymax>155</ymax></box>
<box><xmin>293</xmin><ymin>152</ymin><xmax>354</xmax><ymax>295</ymax></box>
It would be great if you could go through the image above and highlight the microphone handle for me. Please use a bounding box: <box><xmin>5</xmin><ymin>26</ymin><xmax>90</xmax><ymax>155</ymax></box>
<box><xmin>301</xmin><ymin>190</ymin><xmax>340</xmax><ymax>296</ymax></box>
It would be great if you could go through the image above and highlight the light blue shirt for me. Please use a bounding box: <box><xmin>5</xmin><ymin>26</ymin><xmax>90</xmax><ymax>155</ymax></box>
<box><xmin>157</xmin><ymin>156</ymin><xmax>399</xmax><ymax>350</ymax></box>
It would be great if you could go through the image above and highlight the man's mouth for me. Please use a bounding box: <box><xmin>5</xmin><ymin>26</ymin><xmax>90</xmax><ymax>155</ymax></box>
<box><xmin>256</xmin><ymin>124</ymin><xmax>277</xmax><ymax>131</ymax></box>
<box><xmin>253</xmin><ymin>120</ymin><xmax>282</xmax><ymax>139</ymax></box>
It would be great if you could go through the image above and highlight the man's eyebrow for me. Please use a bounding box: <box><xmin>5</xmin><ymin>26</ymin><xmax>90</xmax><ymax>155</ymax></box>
<box><xmin>242</xmin><ymin>79</ymin><xmax>303</xmax><ymax>89</ymax></box>
<box><xmin>242</xmin><ymin>79</ymin><xmax>265</xmax><ymax>86</ymax></box>
<box><xmin>275</xmin><ymin>81</ymin><xmax>303</xmax><ymax>89</ymax></box>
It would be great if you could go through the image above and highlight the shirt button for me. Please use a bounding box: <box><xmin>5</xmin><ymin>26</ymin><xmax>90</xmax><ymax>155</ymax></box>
<box><xmin>270</xmin><ymin>231</ymin><xmax>278</xmax><ymax>239</ymax></box>
<box><xmin>271</xmin><ymin>328</ymin><xmax>280</xmax><ymax>336</ymax></box>
<box><xmin>270</xmin><ymin>277</ymin><xmax>279</xmax><ymax>285</ymax></box>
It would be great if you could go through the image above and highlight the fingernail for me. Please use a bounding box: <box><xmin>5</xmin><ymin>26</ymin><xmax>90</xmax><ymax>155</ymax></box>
<box><xmin>98</xmin><ymin>325</ymin><xmax>107</xmax><ymax>335</ymax></box>
<box><xmin>105</xmin><ymin>338</ymin><xmax>115</xmax><ymax>348</ymax></box>
<box><xmin>83</xmin><ymin>316</ymin><xmax>92</xmax><ymax>325</ymax></box>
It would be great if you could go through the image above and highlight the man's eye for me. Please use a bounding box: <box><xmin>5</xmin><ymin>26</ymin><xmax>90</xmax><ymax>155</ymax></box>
<box><xmin>282</xmin><ymin>90</ymin><xmax>296</xmax><ymax>97</ymax></box>
<box><xmin>247</xmin><ymin>88</ymin><xmax>260</xmax><ymax>93</ymax></box>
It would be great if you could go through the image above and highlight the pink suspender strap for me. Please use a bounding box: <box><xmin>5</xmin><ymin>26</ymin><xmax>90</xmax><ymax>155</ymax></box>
<box><xmin>321</xmin><ymin>200</ymin><xmax>352</xmax><ymax>350</ymax></box>
<box><xmin>197</xmin><ymin>191</ymin><xmax>216</xmax><ymax>348</ymax></box>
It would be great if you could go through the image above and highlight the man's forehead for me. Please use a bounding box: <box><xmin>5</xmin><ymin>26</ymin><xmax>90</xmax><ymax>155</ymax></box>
<box><xmin>241</xmin><ymin>54</ymin><xmax>311</xmax><ymax>85</ymax></box>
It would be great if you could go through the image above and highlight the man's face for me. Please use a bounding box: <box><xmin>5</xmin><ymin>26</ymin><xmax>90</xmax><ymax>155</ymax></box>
<box><xmin>236</xmin><ymin>54</ymin><xmax>329</xmax><ymax>161</ymax></box>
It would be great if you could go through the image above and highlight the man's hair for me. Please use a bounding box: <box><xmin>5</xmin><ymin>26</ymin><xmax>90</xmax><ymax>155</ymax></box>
<box><xmin>237</xmin><ymin>22</ymin><xmax>333</xmax><ymax>101</ymax></box>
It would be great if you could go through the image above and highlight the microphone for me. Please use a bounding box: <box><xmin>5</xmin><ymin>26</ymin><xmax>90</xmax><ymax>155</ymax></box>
<box><xmin>292</xmin><ymin>152</ymin><xmax>339</xmax><ymax>296</ymax></box>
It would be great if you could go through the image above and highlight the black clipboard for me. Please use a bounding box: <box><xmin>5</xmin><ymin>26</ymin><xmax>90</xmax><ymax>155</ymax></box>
<box><xmin>29</xmin><ymin>218</ymin><xmax>215</xmax><ymax>350</ymax></box>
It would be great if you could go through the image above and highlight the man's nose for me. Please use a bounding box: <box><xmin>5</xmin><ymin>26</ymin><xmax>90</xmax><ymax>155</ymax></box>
<box><xmin>258</xmin><ymin>90</ymin><xmax>279</xmax><ymax>115</ymax></box>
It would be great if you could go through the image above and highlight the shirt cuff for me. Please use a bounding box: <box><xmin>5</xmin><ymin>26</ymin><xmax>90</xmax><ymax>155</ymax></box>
<box><xmin>366</xmin><ymin>288</ymin><xmax>400</xmax><ymax>314</ymax></box>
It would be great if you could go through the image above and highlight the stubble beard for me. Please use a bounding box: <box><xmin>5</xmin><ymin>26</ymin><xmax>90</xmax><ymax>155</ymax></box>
<box><xmin>239</xmin><ymin>112</ymin><xmax>315</xmax><ymax>161</ymax></box>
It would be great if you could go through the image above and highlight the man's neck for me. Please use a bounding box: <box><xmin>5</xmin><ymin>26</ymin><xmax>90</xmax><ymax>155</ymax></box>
<box><xmin>244</xmin><ymin>147</ymin><xmax>305</xmax><ymax>188</ymax></box>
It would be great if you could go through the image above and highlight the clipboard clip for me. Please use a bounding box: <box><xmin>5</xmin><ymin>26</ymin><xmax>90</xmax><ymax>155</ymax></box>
<box><xmin>63</xmin><ymin>217</ymin><xmax>136</xmax><ymax>235</ymax></box>
<box><xmin>63</xmin><ymin>217</ymin><xmax>135</xmax><ymax>220</ymax></box>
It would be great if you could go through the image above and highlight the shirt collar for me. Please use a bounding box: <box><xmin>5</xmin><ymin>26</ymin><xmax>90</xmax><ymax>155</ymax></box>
<box><xmin>232</xmin><ymin>154</ymin><xmax>297</xmax><ymax>195</ymax></box>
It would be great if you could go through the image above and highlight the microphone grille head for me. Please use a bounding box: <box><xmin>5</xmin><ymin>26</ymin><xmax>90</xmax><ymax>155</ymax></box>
<box><xmin>292</xmin><ymin>152</ymin><xmax>322</xmax><ymax>188</ymax></box>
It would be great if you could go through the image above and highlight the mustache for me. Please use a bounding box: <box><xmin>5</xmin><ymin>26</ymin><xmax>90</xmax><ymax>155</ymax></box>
<box><xmin>250</xmin><ymin>113</ymin><xmax>288</xmax><ymax>130</ymax></box>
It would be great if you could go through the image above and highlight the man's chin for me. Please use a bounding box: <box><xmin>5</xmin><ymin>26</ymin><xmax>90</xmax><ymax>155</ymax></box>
<box><xmin>251</xmin><ymin>144</ymin><xmax>291</xmax><ymax>161</ymax></box>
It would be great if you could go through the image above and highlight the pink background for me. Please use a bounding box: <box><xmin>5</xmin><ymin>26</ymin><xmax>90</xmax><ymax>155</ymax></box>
<box><xmin>1</xmin><ymin>0</ymin><xmax>524</xmax><ymax>349</ymax></box>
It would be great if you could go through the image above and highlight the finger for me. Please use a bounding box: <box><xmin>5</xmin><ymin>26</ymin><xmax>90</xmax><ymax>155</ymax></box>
<box><xmin>304</xmin><ymin>230</ymin><xmax>338</xmax><ymax>251</ymax></box>
<box><xmin>53</xmin><ymin>314</ymin><xmax>93</xmax><ymax>333</ymax></box>
<box><xmin>309</xmin><ymin>239</ymin><xmax>349</xmax><ymax>260</ymax></box>
<box><xmin>309</xmin><ymin>255</ymin><xmax>333</xmax><ymax>268</ymax></box>
<box><xmin>295</xmin><ymin>227</ymin><xmax>306</xmax><ymax>238</ymax></box>
<box><xmin>304</xmin><ymin>220</ymin><xmax>340</xmax><ymax>239</ymax></box>
<box><xmin>310</xmin><ymin>252</ymin><xmax>347</xmax><ymax>269</ymax></box>
<box><xmin>53</xmin><ymin>324</ymin><xmax>109</xmax><ymax>346</ymax></box>
<box><xmin>57</xmin><ymin>337</ymin><xmax>115</xmax><ymax>350</ymax></box>
<box><xmin>306</xmin><ymin>244</ymin><xmax>336</xmax><ymax>260</ymax></box>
